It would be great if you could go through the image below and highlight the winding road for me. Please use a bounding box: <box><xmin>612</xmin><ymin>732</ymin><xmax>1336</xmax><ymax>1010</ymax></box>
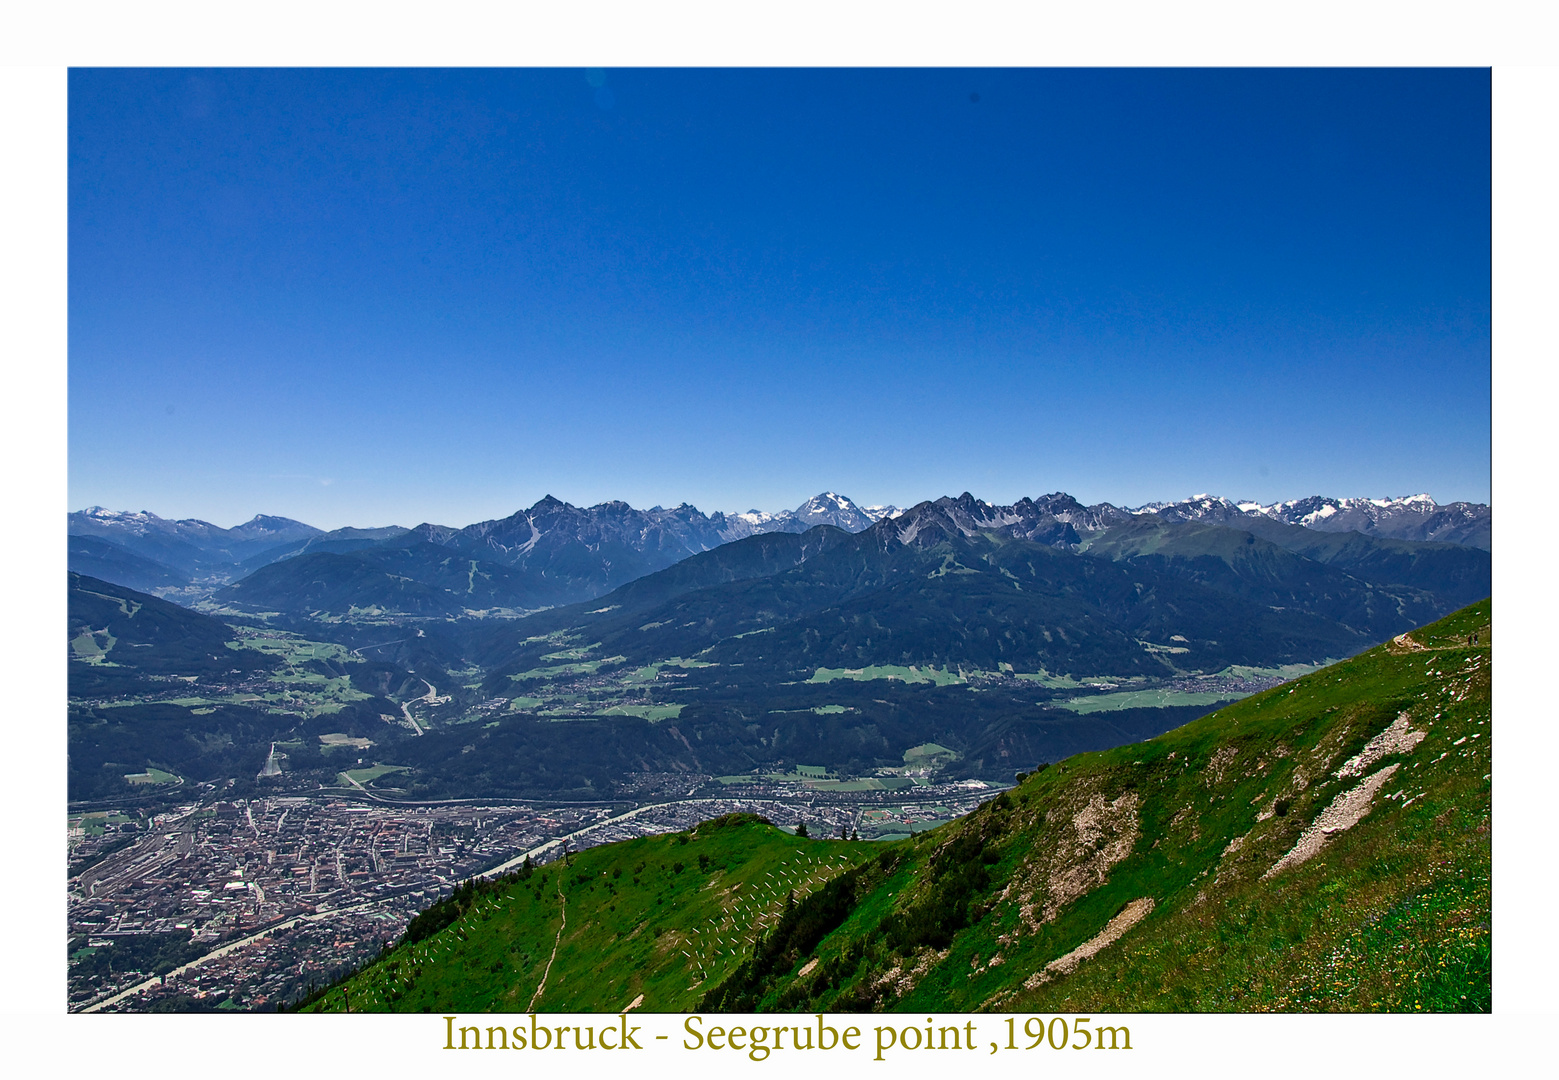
<box><xmin>398</xmin><ymin>697</ymin><xmax>424</xmax><ymax>736</ymax></box>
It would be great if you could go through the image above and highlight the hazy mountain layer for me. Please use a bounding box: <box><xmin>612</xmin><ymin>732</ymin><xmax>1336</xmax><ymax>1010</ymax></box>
<box><xmin>68</xmin><ymin>508</ymin><xmax>323</xmax><ymax>577</ymax></box>
<box><xmin>68</xmin><ymin>535</ymin><xmax>189</xmax><ymax>594</ymax></box>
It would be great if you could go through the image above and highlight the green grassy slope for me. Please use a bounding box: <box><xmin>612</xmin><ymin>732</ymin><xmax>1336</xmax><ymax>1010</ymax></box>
<box><xmin>300</xmin><ymin>815</ymin><xmax>880</xmax><ymax>1014</ymax></box>
<box><xmin>304</xmin><ymin>600</ymin><xmax>1490</xmax><ymax>1013</ymax></box>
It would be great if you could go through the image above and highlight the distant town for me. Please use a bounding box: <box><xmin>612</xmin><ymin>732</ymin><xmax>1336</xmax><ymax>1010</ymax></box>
<box><xmin>69</xmin><ymin>778</ymin><xmax>999</xmax><ymax>1012</ymax></box>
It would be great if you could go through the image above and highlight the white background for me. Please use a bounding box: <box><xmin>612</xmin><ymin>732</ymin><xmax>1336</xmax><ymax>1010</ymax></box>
<box><xmin>2</xmin><ymin>3</ymin><xmax>1552</xmax><ymax>1075</ymax></box>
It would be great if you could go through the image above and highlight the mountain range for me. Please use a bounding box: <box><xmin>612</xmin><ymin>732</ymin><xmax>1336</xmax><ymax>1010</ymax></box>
<box><xmin>457</xmin><ymin>490</ymin><xmax>1487</xmax><ymax>703</ymax></box>
<box><xmin>67</xmin><ymin>490</ymin><xmax>1490</xmax><ymax>615</ymax></box>
<box><xmin>1142</xmin><ymin>493</ymin><xmax>1490</xmax><ymax>548</ymax></box>
<box><xmin>66</xmin><ymin>487</ymin><xmax>1491</xmax><ymax>803</ymax></box>
<box><xmin>66</xmin><ymin>493</ymin><xmax>901</xmax><ymax>598</ymax></box>
<box><xmin>206</xmin><ymin>490</ymin><xmax>1488</xmax><ymax>638</ymax></box>
<box><xmin>68</xmin><ymin>507</ymin><xmax>325</xmax><ymax>580</ymax></box>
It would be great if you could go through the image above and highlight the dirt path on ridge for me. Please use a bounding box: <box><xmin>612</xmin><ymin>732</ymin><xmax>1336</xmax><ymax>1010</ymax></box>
<box><xmin>528</xmin><ymin>877</ymin><xmax>567</xmax><ymax>1011</ymax></box>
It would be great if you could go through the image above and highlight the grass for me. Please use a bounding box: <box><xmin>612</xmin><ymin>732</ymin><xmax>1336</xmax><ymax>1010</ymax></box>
<box><xmin>1058</xmin><ymin>688</ymin><xmax>1247</xmax><ymax>713</ymax></box>
<box><xmin>921</xmin><ymin>599</ymin><xmax>1492</xmax><ymax>1013</ymax></box>
<box><xmin>70</xmin><ymin>629</ymin><xmax>114</xmax><ymax>660</ymax></box>
<box><xmin>339</xmin><ymin>764</ymin><xmax>409</xmax><ymax>786</ymax></box>
<box><xmin>617</xmin><ymin>656</ymin><xmax>718</xmax><ymax>684</ymax></box>
<box><xmin>903</xmin><ymin>742</ymin><xmax>958</xmax><ymax>764</ymax></box>
<box><xmin>502</xmin><ymin>656</ymin><xmax>711</xmax><ymax>721</ymax></box>
<box><xmin>600</xmin><ymin>704</ymin><xmax>684</xmax><ymax>721</ymax></box>
<box><xmin>1014</xmin><ymin>670</ymin><xmax>1084</xmax><ymax>688</ymax></box>
<box><xmin>109</xmin><ymin>626</ymin><xmax>381</xmax><ymax>719</ymax></box>
<box><xmin>723</xmin><ymin>771</ymin><xmax>912</xmax><ymax>792</ymax></box>
<box><xmin>228</xmin><ymin>628</ymin><xmax>357</xmax><ymax>665</ymax></box>
<box><xmin>813</xmin><ymin>778</ymin><xmax>914</xmax><ymax>792</ymax></box>
<box><xmin>540</xmin><ymin>644</ymin><xmax>603</xmax><ymax>661</ymax></box>
<box><xmin>509</xmin><ymin>657</ymin><xmax>628</xmax><ymax>682</ymax></box>
<box><xmin>304</xmin><ymin>819</ymin><xmax>881</xmax><ymax>1013</ymax></box>
<box><xmin>123</xmin><ymin>767</ymin><xmax>180</xmax><ymax>786</ymax></box>
<box><xmin>319</xmin><ymin>733</ymin><xmax>374</xmax><ymax>749</ymax></box>
<box><xmin>303</xmin><ymin>599</ymin><xmax>1491</xmax><ymax>1016</ymax></box>
<box><xmin>72</xmin><ymin>813</ymin><xmax>135</xmax><ymax>833</ymax></box>
<box><xmin>1218</xmin><ymin>662</ymin><xmax>1329</xmax><ymax>680</ymax></box>
<box><xmin>808</xmin><ymin>664</ymin><xmax>963</xmax><ymax>686</ymax></box>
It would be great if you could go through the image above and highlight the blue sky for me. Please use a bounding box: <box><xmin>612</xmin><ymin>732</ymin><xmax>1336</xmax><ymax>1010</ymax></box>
<box><xmin>68</xmin><ymin>68</ymin><xmax>1491</xmax><ymax>530</ymax></box>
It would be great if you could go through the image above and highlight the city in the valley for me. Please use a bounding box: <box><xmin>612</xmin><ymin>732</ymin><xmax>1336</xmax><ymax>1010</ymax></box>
<box><xmin>69</xmin><ymin>778</ymin><xmax>998</xmax><ymax>1012</ymax></box>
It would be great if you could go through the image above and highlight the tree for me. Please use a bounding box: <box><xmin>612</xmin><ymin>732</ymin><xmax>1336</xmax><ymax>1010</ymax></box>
<box><xmin>794</xmin><ymin>821</ymin><xmax>808</xmax><ymax>838</ymax></box>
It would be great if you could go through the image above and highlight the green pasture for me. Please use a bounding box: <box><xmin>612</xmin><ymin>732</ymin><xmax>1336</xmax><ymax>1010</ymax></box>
<box><xmin>319</xmin><ymin>733</ymin><xmax>374</xmax><ymax>749</ymax></box>
<box><xmin>509</xmin><ymin>656</ymin><xmax>628</xmax><ymax>682</ymax></box>
<box><xmin>70</xmin><ymin>629</ymin><xmax>115</xmax><ymax>660</ymax></box>
<box><xmin>903</xmin><ymin>742</ymin><xmax>958</xmax><ymax>764</ymax></box>
<box><xmin>808</xmin><ymin>664</ymin><xmax>963</xmax><ymax>686</ymax></box>
<box><xmin>1058</xmin><ymin>688</ymin><xmax>1247</xmax><ymax>713</ymax></box>
<box><xmin>339</xmin><ymin>764</ymin><xmax>409</xmax><ymax>786</ymax></box>
<box><xmin>124</xmin><ymin>767</ymin><xmax>180</xmax><ymax>786</ymax></box>
<box><xmin>600</xmin><ymin>703</ymin><xmax>684</xmax><ymax>721</ymax></box>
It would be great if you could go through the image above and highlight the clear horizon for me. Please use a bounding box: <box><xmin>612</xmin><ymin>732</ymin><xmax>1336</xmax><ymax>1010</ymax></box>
<box><xmin>70</xmin><ymin>69</ymin><xmax>1491</xmax><ymax>531</ymax></box>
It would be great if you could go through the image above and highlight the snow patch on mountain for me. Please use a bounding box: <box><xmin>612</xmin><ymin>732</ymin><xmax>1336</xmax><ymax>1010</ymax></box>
<box><xmin>720</xmin><ymin>492</ymin><xmax>888</xmax><ymax>539</ymax></box>
<box><xmin>1128</xmin><ymin>493</ymin><xmax>1489</xmax><ymax>548</ymax></box>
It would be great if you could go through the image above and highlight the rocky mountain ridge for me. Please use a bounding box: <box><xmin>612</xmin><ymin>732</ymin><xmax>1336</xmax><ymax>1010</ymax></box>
<box><xmin>1137</xmin><ymin>493</ymin><xmax>1490</xmax><ymax>548</ymax></box>
<box><xmin>68</xmin><ymin>489</ymin><xmax>1490</xmax><ymax>603</ymax></box>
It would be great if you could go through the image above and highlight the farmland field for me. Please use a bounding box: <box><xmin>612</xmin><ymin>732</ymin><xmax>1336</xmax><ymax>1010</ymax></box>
<box><xmin>339</xmin><ymin>764</ymin><xmax>409</xmax><ymax>786</ymax></box>
<box><xmin>808</xmin><ymin>664</ymin><xmax>963</xmax><ymax>686</ymax></box>
<box><xmin>1058</xmin><ymin>688</ymin><xmax>1247</xmax><ymax>713</ymax></box>
<box><xmin>123</xmin><ymin>767</ymin><xmax>180</xmax><ymax>785</ymax></box>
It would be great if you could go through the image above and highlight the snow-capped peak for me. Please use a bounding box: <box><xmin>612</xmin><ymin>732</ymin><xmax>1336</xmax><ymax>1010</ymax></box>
<box><xmin>80</xmin><ymin>506</ymin><xmax>159</xmax><ymax>522</ymax></box>
<box><xmin>718</xmin><ymin>492</ymin><xmax>892</xmax><ymax>539</ymax></box>
<box><xmin>1127</xmin><ymin>495</ymin><xmax>1242</xmax><ymax>519</ymax></box>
